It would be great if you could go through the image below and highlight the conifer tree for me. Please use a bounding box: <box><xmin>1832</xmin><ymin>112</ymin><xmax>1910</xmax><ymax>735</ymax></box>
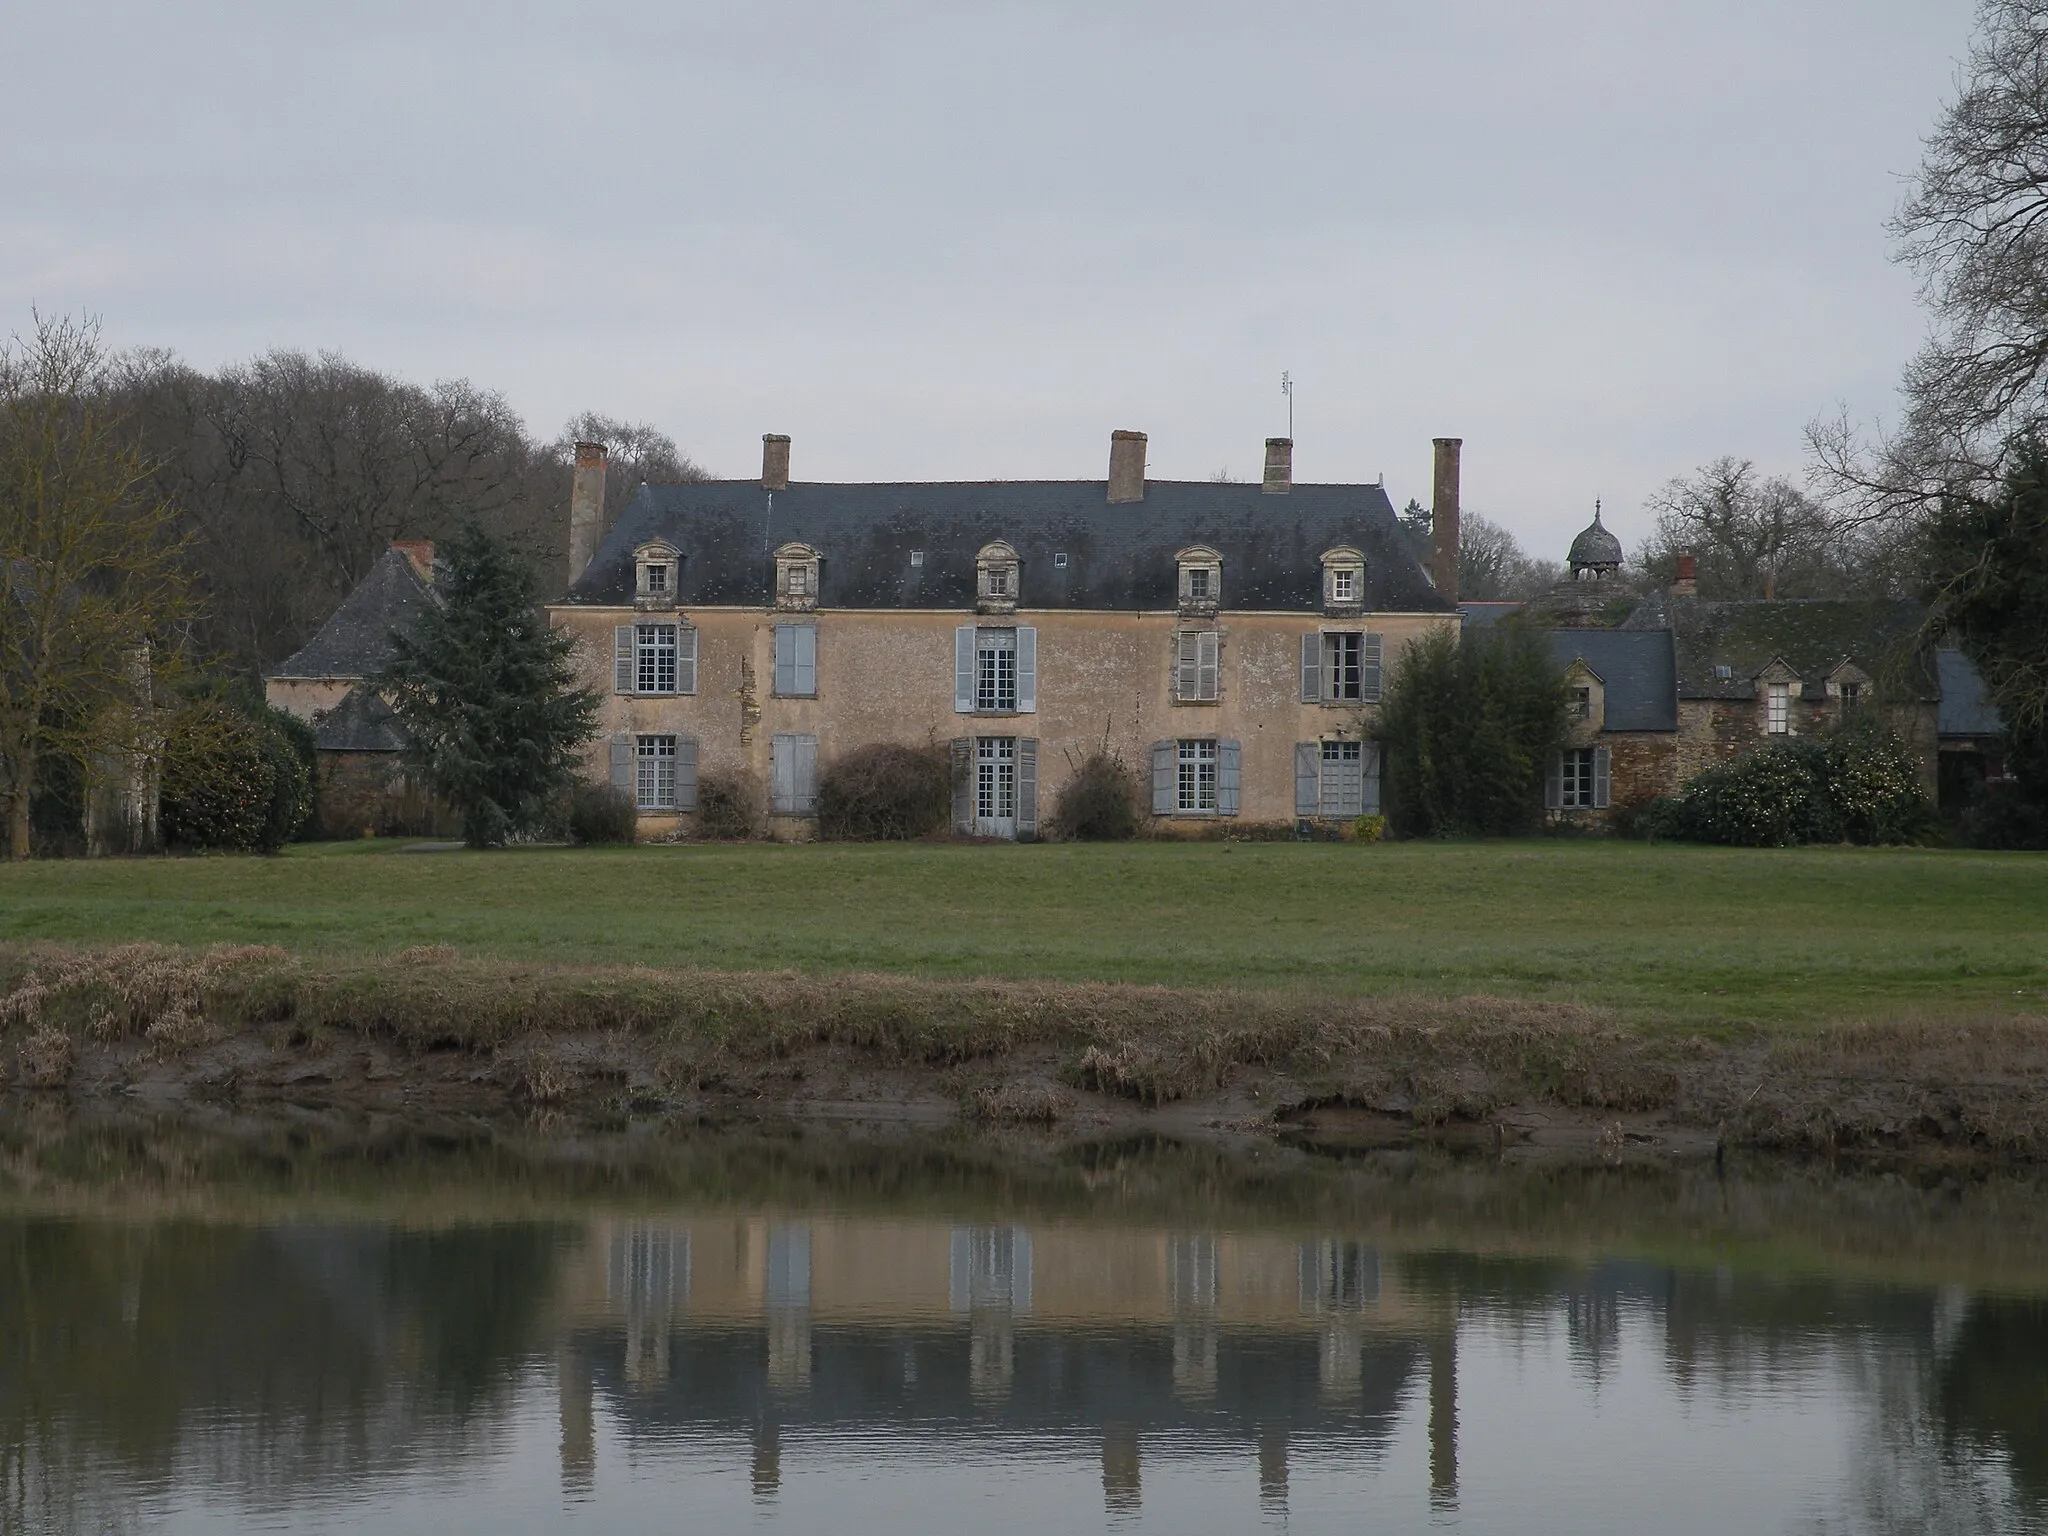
<box><xmin>377</xmin><ymin>521</ymin><xmax>597</xmax><ymax>847</ymax></box>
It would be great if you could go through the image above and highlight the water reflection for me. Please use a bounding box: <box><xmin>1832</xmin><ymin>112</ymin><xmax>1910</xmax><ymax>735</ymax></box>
<box><xmin>1</xmin><ymin>1124</ymin><xmax>2045</xmax><ymax>1533</ymax></box>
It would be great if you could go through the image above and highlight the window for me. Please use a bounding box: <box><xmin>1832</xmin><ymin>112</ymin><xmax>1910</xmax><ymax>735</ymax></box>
<box><xmin>1301</xmin><ymin>631</ymin><xmax>1383</xmax><ymax>703</ymax></box>
<box><xmin>1839</xmin><ymin>682</ymin><xmax>1861</xmax><ymax>710</ymax></box>
<box><xmin>976</xmin><ymin>540</ymin><xmax>1021</xmax><ymax>610</ymax></box>
<box><xmin>1571</xmin><ymin>686</ymin><xmax>1592</xmax><ymax>719</ymax></box>
<box><xmin>1187</xmin><ymin>566</ymin><xmax>1212</xmax><ymax>601</ymax></box>
<box><xmin>1320</xmin><ymin>548</ymin><xmax>1366</xmax><ymax>611</ymax></box>
<box><xmin>636</xmin><ymin>735</ymin><xmax>677</xmax><ymax>810</ymax></box>
<box><xmin>1054</xmin><ymin>552</ymin><xmax>1068</xmax><ymax>568</ymax></box>
<box><xmin>1177</xmin><ymin>739</ymin><xmax>1219</xmax><ymax>812</ymax></box>
<box><xmin>986</xmin><ymin>567</ymin><xmax>1009</xmax><ymax>597</ymax></box>
<box><xmin>644</xmin><ymin>562</ymin><xmax>668</xmax><ymax>595</ymax></box>
<box><xmin>1331</xmin><ymin>568</ymin><xmax>1356</xmax><ymax>603</ymax></box>
<box><xmin>635</xmin><ymin>542</ymin><xmax>679</xmax><ymax>601</ymax></box>
<box><xmin>773</xmin><ymin>624</ymin><xmax>817</xmax><ymax>697</ymax></box>
<box><xmin>910</xmin><ymin>550</ymin><xmax>924</xmax><ymax>567</ymax></box>
<box><xmin>1295</xmin><ymin>740</ymin><xmax>1381</xmax><ymax>818</ymax></box>
<box><xmin>786</xmin><ymin>564</ymin><xmax>809</xmax><ymax>596</ymax></box>
<box><xmin>1767</xmin><ymin>682</ymin><xmax>1790</xmax><ymax>734</ymax></box>
<box><xmin>771</xmin><ymin>733</ymin><xmax>818</xmax><ymax>814</ymax></box>
<box><xmin>1546</xmin><ymin>745</ymin><xmax>1610</xmax><ymax>812</ymax></box>
<box><xmin>977</xmin><ymin>628</ymin><xmax>1016</xmax><ymax>712</ymax></box>
<box><xmin>977</xmin><ymin>736</ymin><xmax>1017</xmax><ymax>825</ymax></box>
<box><xmin>1176</xmin><ymin>548</ymin><xmax>1222</xmax><ymax>609</ymax></box>
<box><xmin>637</xmin><ymin>623</ymin><xmax>676</xmax><ymax>694</ymax></box>
<box><xmin>1175</xmin><ymin>630</ymin><xmax>1220</xmax><ymax>703</ymax></box>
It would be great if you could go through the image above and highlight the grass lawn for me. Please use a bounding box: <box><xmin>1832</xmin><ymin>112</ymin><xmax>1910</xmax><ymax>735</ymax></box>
<box><xmin>2</xmin><ymin>839</ymin><xmax>2044</xmax><ymax>1030</ymax></box>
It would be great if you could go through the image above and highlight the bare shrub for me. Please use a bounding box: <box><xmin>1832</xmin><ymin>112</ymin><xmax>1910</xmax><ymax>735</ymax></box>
<box><xmin>19</xmin><ymin>1025</ymin><xmax>73</xmax><ymax>1088</ymax></box>
<box><xmin>695</xmin><ymin>768</ymin><xmax>762</xmax><ymax>840</ymax></box>
<box><xmin>568</xmin><ymin>782</ymin><xmax>637</xmax><ymax>845</ymax></box>
<box><xmin>817</xmin><ymin>743</ymin><xmax>952</xmax><ymax>841</ymax></box>
<box><xmin>1050</xmin><ymin>752</ymin><xmax>1141</xmax><ymax>841</ymax></box>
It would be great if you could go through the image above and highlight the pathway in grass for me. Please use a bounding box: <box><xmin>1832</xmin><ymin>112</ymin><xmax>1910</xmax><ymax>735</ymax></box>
<box><xmin>2</xmin><ymin>840</ymin><xmax>2043</xmax><ymax>1029</ymax></box>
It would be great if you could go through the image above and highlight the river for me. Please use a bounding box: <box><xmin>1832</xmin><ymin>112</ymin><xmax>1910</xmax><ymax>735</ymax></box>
<box><xmin>2</xmin><ymin>1115</ymin><xmax>2044</xmax><ymax>1533</ymax></box>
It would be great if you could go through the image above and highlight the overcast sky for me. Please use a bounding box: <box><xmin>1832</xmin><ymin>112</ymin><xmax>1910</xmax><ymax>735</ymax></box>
<box><xmin>2</xmin><ymin>1</ymin><xmax>1977</xmax><ymax>557</ymax></box>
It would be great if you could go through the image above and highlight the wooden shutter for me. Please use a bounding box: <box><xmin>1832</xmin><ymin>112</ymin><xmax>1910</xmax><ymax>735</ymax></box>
<box><xmin>1175</xmin><ymin>631</ymin><xmax>1198</xmax><ymax>701</ymax></box>
<box><xmin>955</xmin><ymin>628</ymin><xmax>976</xmax><ymax>713</ymax></box>
<box><xmin>1594</xmin><ymin>745</ymin><xmax>1612</xmax><ymax>810</ymax></box>
<box><xmin>1295</xmin><ymin>742</ymin><xmax>1319</xmax><ymax>816</ymax></box>
<box><xmin>1319</xmin><ymin>748</ymin><xmax>1343</xmax><ymax>819</ymax></box>
<box><xmin>676</xmin><ymin>737</ymin><xmax>699</xmax><ymax>812</ymax></box>
<box><xmin>1199</xmin><ymin>631</ymin><xmax>1219</xmax><ymax>701</ymax></box>
<box><xmin>1361</xmin><ymin>743</ymin><xmax>1383</xmax><ymax>815</ymax></box>
<box><xmin>1017</xmin><ymin>738</ymin><xmax>1038</xmax><ymax>838</ymax></box>
<box><xmin>1016</xmin><ymin>626</ymin><xmax>1037</xmax><ymax>713</ymax></box>
<box><xmin>794</xmin><ymin>624</ymin><xmax>816</xmax><ymax>696</ymax></box>
<box><xmin>1361</xmin><ymin>632</ymin><xmax>1383</xmax><ymax>701</ymax></box>
<box><xmin>676</xmin><ymin>626</ymin><xmax>698</xmax><ymax>695</ymax></box>
<box><xmin>1300</xmin><ymin>633</ymin><xmax>1321</xmax><ymax>703</ymax></box>
<box><xmin>614</xmin><ymin>626</ymin><xmax>634</xmax><ymax>694</ymax></box>
<box><xmin>950</xmin><ymin>738</ymin><xmax>973</xmax><ymax>833</ymax></box>
<box><xmin>771</xmin><ymin>733</ymin><xmax>796</xmax><ymax>813</ymax></box>
<box><xmin>773</xmin><ymin>626</ymin><xmax>795</xmax><ymax>696</ymax></box>
<box><xmin>797</xmin><ymin>735</ymin><xmax>818</xmax><ymax>813</ymax></box>
<box><xmin>1151</xmin><ymin>741</ymin><xmax>1175</xmax><ymax>815</ymax></box>
<box><xmin>1217</xmin><ymin>740</ymin><xmax>1241</xmax><ymax>816</ymax></box>
<box><xmin>1544</xmin><ymin>750</ymin><xmax>1563</xmax><ymax>810</ymax></box>
<box><xmin>610</xmin><ymin>737</ymin><xmax>632</xmax><ymax>791</ymax></box>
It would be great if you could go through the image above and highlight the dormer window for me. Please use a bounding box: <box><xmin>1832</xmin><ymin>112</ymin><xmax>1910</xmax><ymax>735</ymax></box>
<box><xmin>774</xmin><ymin>542</ymin><xmax>821</xmax><ymax>612</ymax></box>
<box><xmin>1176</xmin><ymin>546</ymin><xmax>1222</xmax><ymax>613</ymax></box>
<box><xmin>634</xmin><ymin>539</ymin><xmax>680</xmax><ymax>608</ymax></box>
<box><xmin>976</xmin><ymin>540</ymin><xmax>1021</xmax><ymax>614</ymax></box>
<box><xmin>1320</xmin><ymin>548</ymin><xmax>1365</xmax><ymax>613</ymax></box>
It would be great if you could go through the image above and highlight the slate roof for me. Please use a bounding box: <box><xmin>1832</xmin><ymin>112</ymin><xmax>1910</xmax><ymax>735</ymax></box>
<box><xmin>1543</xmin><ymin>629</ymin><xmax>1678</xmax><ymax>731</ymax></box>
<box><xmin>1623</xmin><ymin>593</ymin><xmax>1936</xmax><ymax>701</ymax></box>
<box><xmin>266</xmin><ymin>549</ymin><xmax>436</xmax><ymax>681</ymax></box>
<box><xmin>559</xmin><ymin>479</ymin><xmax>1454</xmax><ymax>614</ymax></box>
<box><xmin>1937</xmin><ymin>648</ymin><xmax>2005</xmax><ymax>737</ymax></box>
<box><xmin>310</xmin><ymin>686</ymin><xmax>409</xmax><ymax>753</ymax></box>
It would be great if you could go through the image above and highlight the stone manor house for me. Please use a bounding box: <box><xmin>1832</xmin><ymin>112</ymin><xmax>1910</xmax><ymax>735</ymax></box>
<box><xmin>268</xmin><ymin>428</ymin><xmax>2004</xmax><ymax>839</ymax></box>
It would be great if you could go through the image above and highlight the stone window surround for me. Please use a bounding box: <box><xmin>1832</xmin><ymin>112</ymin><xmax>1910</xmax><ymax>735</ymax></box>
<box><xmin>773</xmin><ymin>542</ymin><xmax>821</xmax><ymax>612</ymax></box>
<box><xmin>976</xmin><ymin>540</ymin><xmax>1021</xmax><ymax>614</ymax></box>
<box><xmin>634</xmin><ymin>539</ymin><xmax>681</xmax><ymax>609</ymax></box>
<box><xmin>1175</xmin><ymin>545</ymin><xmax>1222</xmax><ymax>613</ymax></box>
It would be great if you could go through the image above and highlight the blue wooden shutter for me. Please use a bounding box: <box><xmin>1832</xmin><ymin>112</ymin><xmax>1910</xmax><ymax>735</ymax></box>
<box><xmin>676</xmin><ymin>737</ymin><xmax>699</xmax><ymax>811</ymax></box>
<box><xmin>954</xmin><ymin>628</ymin><xmax>975</xmax><ymax>713</ymax></box>
<box><xmin>1199</xmin><ymin>630</ymin><xmax>1219</xmax><ymax>701</ymax></box>
<box><xmin>1295</xmin><ymin>742</ymin><xmax>1319</xmax><ymax>816</ymax></box>
<box><xmin>771</xmin><ymin>733</ymin><xmax>796</xmax><ymax>812</ymax></box>
<box><xmin>1594</xmin><ymin>745</ymin><xmax>1612</xmax><ymax>810</ymax></box>
<box><xmin>1362</xmin><ymin>743</ymin><xmax>1382</xmax><ymax>815</ymax></box>
<box><xmin>1151</xmin><ymin>741</ymin><xmax>1174</xmax><ymax>815</ymax></box>
<box><xmin>1176</xmin><ymin>631</ymin><xmax>1198</xmax><ymax>701</ymax></box>
<box><xmin>1361</xmin><ymin>632</ymin><xmax>1383</xmax><ymax>701</ymax></box>
<box><xmin>796</xmin><ymin>734</ymin><xmax>818</xmax><ymax>813</ymax></box>
<box><xmin>1300</xmin><ymin>633</ymin><xmax>1321</xmax><ymax>703</ymax></box>
<box><xmin>795</xmin><ymin>624</ymin><xmax>817</xmax><ymax>696</ymax></box>
<box><xmin>1016</xmin><ymin>626</ymin><xmax>1037</xmax><ymax>713</ymax></box>
<box><xmin>1017</xmin><ymin>738</ymin><xmax>1038</xmax><ymax>837</ymax></box>
<box><xmin>614</xmin><ymin>626</ymin><xmax>634</xmax><ymax>694</ymax></box>
<box><xmin>610</xmin><ymin>737</ymin><xmax>632</xmax><ymax>791</ymax></box>
<box><xmin>1217</xmin><ymin>740</ymin><xmax>1241</xmax><ymax>816</ymax></box>
<box><xmin>1545</xmin><ymin>750</ymin><xmax>1563</xmax><ymax>810</ymax></box>
<box><xmin>676</xmin><ymin>626</ymin><xmax>698</xmax><ymax>695</ymax></box>
<box><xmin>950</xmin><ymin>737</ymin><xmax>973</xmax><ymax>832</ymax></box>
<box><xmin>773</xmin><ymin>626</ymin><xmax>795</xmax><ymax>696</ymax></box>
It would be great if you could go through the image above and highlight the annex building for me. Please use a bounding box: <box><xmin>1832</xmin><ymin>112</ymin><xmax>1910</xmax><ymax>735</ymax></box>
<box><xmin>547</xmin><ymin>432</ymin><xmax>1466</xmax><ymax>838</ymax></box>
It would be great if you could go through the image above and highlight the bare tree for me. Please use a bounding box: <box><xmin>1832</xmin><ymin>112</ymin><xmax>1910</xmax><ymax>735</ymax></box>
<box><xmin>0</xmin><ymin>314</ymin><xmax>197</xmax><ymax>859</ymax></box>
<box><xmin>1458</xmin><ymin>513</ymin><xmax>1561</xmax><ymax>601</ymax></box>
<box><xmin>549</xmin><ymin>412</ymin><xmax>710</xmax><ymax>528</ymax></box>
<box><xmin>1641</xmin><ymin>458</ymin><xmax>1869</xmax><ymax>599</ymax></box>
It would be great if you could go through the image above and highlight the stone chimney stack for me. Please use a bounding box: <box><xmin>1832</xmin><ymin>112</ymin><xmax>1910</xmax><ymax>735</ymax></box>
<box><xmin>1107</xmin><ymin>430</ymin><xmax>1147</xmax><ymax>503</ymax></box>
<box><xmin>1262</xmin><ymin>437</ymin><xmax>1293</xmax><ymax>495</ymax></box>
<box><xmin>762</xmin><ymin>433</ymin><xmax>791</xmax><ymax>491</ymax></box>
<box><xmin>1672</xmin><ymin>554</ymin><xmax>1698</xmax><ymax>598</ymax></box>
<box><xmin>391</xmin><ymin>540</ymin><xmax>435</xmax><ymax>581</ymax></box>
<box><xmin>567</xmin><ymin>441</ymin><xmax>608</xmax><ymax>587</ymax></box>
<box><xmin>1431</xmin><ymin>437</ymin><xmax>1463</xmax><ymax>604</ymax></box>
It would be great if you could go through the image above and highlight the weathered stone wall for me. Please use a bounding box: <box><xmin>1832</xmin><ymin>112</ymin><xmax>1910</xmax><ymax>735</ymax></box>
<box><xmin>1675</xmin><ymin>694</ymin><xmax>1939</xmax><ymax>791</ymax></box>
<box><xmin>549</xmin><ymin>606</ymin><xmax>1458</xmax><ymax>836</ymax></box>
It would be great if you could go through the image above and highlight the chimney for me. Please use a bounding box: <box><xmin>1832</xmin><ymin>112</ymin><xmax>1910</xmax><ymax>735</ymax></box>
<box><xmin>1107</xmin><ymin>429</ymin><xmax>1147</xmax><ymax>503</ymax></box>
<box><xmin>1431</xmin><ymin>437</ymin><xmax>1462</xmax><ymax>604</ymax></box>
<box><xmin>567</xmin><ymin>441</ymin><xmax>608</xmax><ymax>586</ymax></box>
<box><xmin>761</xmin><ymin>433</ymin><xmax>791</xmax><ymax>492</ymax></box>
<box><xmin>391</xmin><ymin>540</ymin><xmax>434</xmax><ymax>581</ymax></box>
<box><xmin>1672</xmin><ymin>554</ymin><xmax>1698</xmax><ymax>598</ymax></box>
<box><xmin>1262</xmin><ymin>437</ymin><xmax>1293</xmax><ymax>495</ymax></box>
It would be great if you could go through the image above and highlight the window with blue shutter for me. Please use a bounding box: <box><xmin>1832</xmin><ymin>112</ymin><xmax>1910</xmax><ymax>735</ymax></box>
<box><xmin>1300</xmin><ymin>634</ymin><xmax>1320</xmax><ymax>703</ymax></box>
<box><xmin>1017</xmin><ymin>738</ymin><xmax>1038</xmax><ymax>838</ymax></box>
<box><xmin>950</xmin><ymin>738</ymin><xmax>974</xmax><ymax>832</ymax></box>
<box><xmin>1361</xmin><ymin>632</ymin><xmax>1383</xmax><ymax>702</ymax></box>
<box><xmin>954</xmin><ymin>628</ymin><xmax>976</xmax><ymax>713</ymax></box>
<box><xmin>610</xmin><ymin>738</ymin><xmax>632</xmax><ymax>791</ymax></box>
<box><xmin>1361</xmin><ymin>743</ymin><xmax>1383</xmax><ymax>815</ymax></box>
<box><xmin>675</xmin><ymin>626</ymin><xmax>698</xmax><ymax>696</ymax></box>
<box><xmin>1015</xmin><ymin>626</ymin><xmax>1036</xmax><ymax>713</ymax></box>
<box><xmin>676</xmin><ymin>736</ymin><xmax>699</xmax><ymax>811</ymax></box>
<box><xmin>772</xmin><ymin>733</ymin><xmax>818</xmax><ymax>814</ymax></box>
<box><xmin>1177</xmin><ymin>630</ymin><xmax>1220</xmax><ymax>703</ymax></box>
<box><xmin>1216</xmin><ymin>740</ymin><xmax>1240</xmax><ymax>816</ymax></box>
<box><xmin>614</xmin><ymin>626</ymin><xmax>634</xmax><ymax>694</ymax></box>
<box><xmin>1151</xmin><ymin>741</ymin><xmax>1175</xmax><ymax>815</ymax></box>
<box><xmin>1295</xmin><ymin>742</ymin><xmax>1319</xmax><ymax>816</ymax></box>
<box><xmin>774</xmin><ymin>624</ymin><xmax>817</xmax><ymax>697</ymax></box>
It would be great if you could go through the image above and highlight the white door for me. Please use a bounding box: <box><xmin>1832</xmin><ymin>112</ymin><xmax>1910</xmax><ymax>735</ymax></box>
<box><xmin>975</xmin><ymin>737</ymin><xmax>1017</xmax><ymax>838</ymax></box>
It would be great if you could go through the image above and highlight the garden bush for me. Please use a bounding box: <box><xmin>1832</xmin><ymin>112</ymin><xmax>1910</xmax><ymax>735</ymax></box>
<box><xmin>694</xmin><ymin>769</ymin><xmax>762</xmax><ymax>840</ymax></box>
<box><xmin>1640</xmin><ymin>715</ymin><xmax>1928</xmax><ymax>847</ymax></box>
<box><xmin>1049</xmin><ymin>752</ymin><xmax>1141</xmax><ymax>840</ymax></box>
<box><xmin>817</xmin><ymin>743</ymin><xmax>953</xmax><ymax>840</ymax></box>
<box><xmin>1955</xmin><ymin>781</ymin><xmax>2048</xmax><ymax>850</ymax></box>
<box><xmin>566</xmin><ymin>783</ymin><xmax>637</xmax><ymax>845</ymax></box>
<box><xmin>159</xmin><ymin>702</ymin><xmax>312</xmax><ymax>853</ymax></box>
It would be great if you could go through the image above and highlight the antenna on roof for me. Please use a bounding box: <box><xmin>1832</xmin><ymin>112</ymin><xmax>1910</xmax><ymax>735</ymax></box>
<box><xmin>1280</xmin><ymin>371</ymin><xmax>1294</xmax><ymax>440</ymax></box>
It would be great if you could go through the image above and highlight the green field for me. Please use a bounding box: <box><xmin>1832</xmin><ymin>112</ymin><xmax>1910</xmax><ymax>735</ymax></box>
<box><xmin>2</xmin><ymin>840</ymin><xmax>2043</xmax><ymax>1030</ymax></box>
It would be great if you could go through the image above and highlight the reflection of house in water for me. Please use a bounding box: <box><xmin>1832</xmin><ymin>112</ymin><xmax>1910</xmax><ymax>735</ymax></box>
<box><xmin>553</xmin><ymin>1217</ymin><xmax>1461</xmax><ymax>1517</ymax></box>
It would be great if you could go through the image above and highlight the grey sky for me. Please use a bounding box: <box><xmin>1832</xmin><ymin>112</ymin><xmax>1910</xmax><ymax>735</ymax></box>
<box><xmin>2</xmin><ymin>1</ymin><xmax>1974</xmax><ymax>558</ymax></box>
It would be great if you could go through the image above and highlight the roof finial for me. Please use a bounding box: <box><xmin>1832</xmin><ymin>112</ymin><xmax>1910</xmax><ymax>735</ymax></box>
<box><xmin>1594</xmin><ymin>498</ymin><xmax>1603</xmax><ymax>526</ymax></box>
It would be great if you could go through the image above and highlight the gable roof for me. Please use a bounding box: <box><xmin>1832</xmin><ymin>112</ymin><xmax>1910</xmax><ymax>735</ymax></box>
<box><xmin>559</xmin><ymin>479</ymin><xmax>1454</xmax><ymax>614</ymax></box>
<box><xmin>1937</xmin><ymin>648</ymin><xmax>2005</xmax><ymax>737</ymax></box>
<box><xmin>311</xmin><ymin>685</ymin><xmax>408</xmax><ymax>753</ymax></box>
<box><xmin>1543</xmin><ymin>629</ymin><xmax>1678</xmax><ymax>731</ymax></box>
<box><xmin>1626</xmin><ymin>594</ymin><xmax>1937</xmax><ymax>701</ymax></box>
<box><xmin>266</xmin><ymin>549</ymin><xmax>437</xmax><ymax>681</ymax></box>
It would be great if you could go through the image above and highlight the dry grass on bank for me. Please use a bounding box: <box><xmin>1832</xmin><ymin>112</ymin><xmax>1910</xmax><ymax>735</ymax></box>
<box><xmin>3</xmin><ymin>942</ymin><xmax>2048</xmax><ymax>1161</ymax></box>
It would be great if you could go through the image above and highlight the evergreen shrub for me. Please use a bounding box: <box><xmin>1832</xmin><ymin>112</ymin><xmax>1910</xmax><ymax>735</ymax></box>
<box><xmin>567</xmin><ymin>783</ymin><xmax>637</xmax><ymax>845</ymax></box>
<box><xmin>1638</xmin><ymin>715</ymin><xmax>1928</xmax><ymax>847</ymax></box>
<box><xmin>160</xmin><ymin>702</ymin><xmax>312</xmax><ymax>853</ymax></box>
<box><xmin>817</xmin><ymin>743</ymin><xmax>952</xmax><ymax>841</ymax></box>
<box><xmin>1049</xmin><ymin>752</ymin><xmax>1141</xmax><ymax>841</ymax></box>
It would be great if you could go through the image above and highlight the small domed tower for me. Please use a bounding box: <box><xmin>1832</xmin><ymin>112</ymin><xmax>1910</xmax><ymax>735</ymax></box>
<box><xmin>1567</xmin><ymin>503</ymin><xmax>1624</xmax><ymax>582</ymax></box>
